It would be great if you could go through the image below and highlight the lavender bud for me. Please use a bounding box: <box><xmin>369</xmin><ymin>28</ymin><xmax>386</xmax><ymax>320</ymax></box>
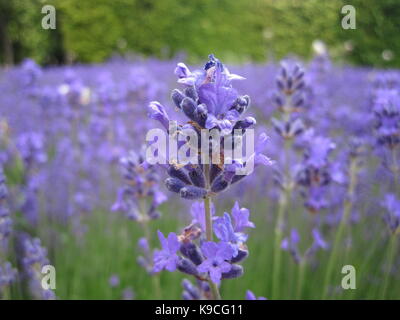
<box><xmin>231</xmin><ymin>95</ymin><xmax>250</xmax><ymax>114</ymax></box>
<box><xmin>182</xmin><ymin>279</ymin><xmax>201</xmax><ymax>300</ymax></box>
<box><xmin>233</xmin><ymin>116</ymin><xmax>256</xmax><ymax>130</ymax></box>
<box><xmin>137</xmin><ymin>256</ymin><xmax>148</xmax><ymax>269</ymax></box>
<box><xmin>171</xmin><ymin>89</ymin><xmax>185</xmax><ymax>109</ymax></box>
<box><xmin>195</xmin><ymin>104</ymin><xmax>208</xmax><ymax>127</ymax></box>
<box><xmin>180</xmin><ymin>186</ymin><xmax>207</xmax><ymax>200</ymax></box>
<box><xmin>181</xmin><ymin>97</ymin><xmax>198</xmax><ymax>122</ymax></box>
<box><xmin>180</xmin><ymin>242</ymin><xmax>204</xmax><ymax>265</ymax></box>
<box><xmin>165</xmin><ymin>177</ymin><xmax>186</xmax><ymax>193</ymax></box>
<box><xmin>276</xmin><ymin>78</ymin><xmax>284</xmax><ymax>91</ymax></box>
<box><xmin>273</xmin><ymin>94</ymin><xmax>284</xmax><ymax>108</ymax></box>
<box><xmin>184</xmin><ymin>86</ymin><xmax>198</xmax><ymax>102</ymax></box>
<box><xmin>230</xmin><ymin>248</ymin><xmax>248</xmax><ymax>263</ymax></box>
<box><xmin>211</xmin><ymin>175</ymin><xmax>229</xmax><ymax>193</ymax></box>
<box><xmin>209</xmin><ymin>164</ymin><xmax>222</xmax><ymax>183</ymax></box>
<box><xmin>198</xmin><ymin>279</ymin><xmax>210</xmax><ymax>292</ymax></box>
<box><xmin>294</xmin><ymin>80</ymin><xmax>305</xmax><ymax>91</ymax></box>
<box><xmin>287</xmin><ymin>77</ymin><xmax>293</xmax><ymax>90</ymax></box>
<box><xmin>167</xmin><ymin>166</ymin><xmax>192</xmax><ymax>185</ymax></box>
<box><xmin>221</xmin><ymin>264</ymin><xmax>243</xmax><ymax>279</ymax></box>
<box><xmin>288</xmin><ymin>118</ymin><xmax>305</xmax><ymax>137</ymax></box>
<box><xmin>230</xmin><ymin>174</ymin><xmax>246</xmax><ymax>185</ymax></box>
<box><xmin>182</xmin><ymin>291</ymin><xmax>193</xmax><ymax>300</ymax></box>
<box><xmin>188</xmin><ymin>166</ymin><xmax>205</xmax><ymax>188</ymax></box>
<box><xmin>177</xmin><ymin>258</ymin><xmax>199</xmax><ymax>276</ymax></box>
<box><xmin>148</xmin><ymin>208</ymin><xmax>161</xmax><ymax>220</ymax></box>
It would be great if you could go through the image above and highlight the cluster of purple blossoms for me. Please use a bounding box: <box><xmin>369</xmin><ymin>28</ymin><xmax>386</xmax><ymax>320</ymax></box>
<box><xmin>0</xmin><ymin>167</ymin><xmax>12</xmax><ymax>248</ymax></box>
<box><xmin>137</xmin><ymin>237</ymin><xmax>154</xmax><ymax>274</ymax></box>
<box><xmin>382</xmin><ymin>194</ymin><xmax>400</xmax><ymax>234</ymax></box>
<box><xmin>16</xmin><ymin>132</ymin><xmax>48</xmax><ymax>172</ymax></box>
<box><xmin>148</xmin><ymin>54</ymin><xmax>272</xmax><ymax>201</ymax></box>
<box><xmin>112</xmin><ymin>149</ymin><xmax>166</xmax><ymax>221</ymax></box>
<box><xmin>0</xmin><ymin>167</ymin><xmax>17</xmax><ymax>296</ymax></box>
<box><xmin>14</xmin><ymin>132</ymin><xmax>48</xmax><ymax>226</ymax></box>
<box><xmin>0</xmin><ymin>262</ymin><xmax>17</xmax><ymax>294</ymax></box>
<box><xmin>112</xmin><ymin>149</ymin><xmax>167</xmax><ymax>282</ymax></box>
<box><xmin>271</xmin><ymin>61</ymin><xmax>306</xmax><ymax>140</ymax></box>
<box><xmin>373</xmin><ymin>88</ymin><xmax>400</xmax><ymax>149</ymax></box>
<box><xmin>152</xmin><ymin>201</ymin><xmax>255</xmax><ymax>297</ymax></box>
<box><xmin>372</xmin><ymin>87</ymin><xmax>400</xmax><ymax>187</ymax></box>
<box><xmin>296</xmin><ymin>131</ymin><xmax>338</xmax><ymax>213</ymax></box>
<box><xmin>22</xmin><ymin>237</ymin><xmax>56</xmax><ymax>300</ymax></box>
<box><xmin>107</xmin><ymin>274</ymin><xmax>135</xmax><ymax>300</ymax></box>
<box><xmin>281</xmin><ymin>228</ymin><xmax>328</xmax><ymax>264</ymax></box>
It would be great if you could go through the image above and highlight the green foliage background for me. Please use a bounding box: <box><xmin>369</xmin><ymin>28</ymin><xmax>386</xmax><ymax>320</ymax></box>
<box><xmin>0</xmin><ymin>0</ymin><xmax>399</xmax><ymax>67</ymax></box>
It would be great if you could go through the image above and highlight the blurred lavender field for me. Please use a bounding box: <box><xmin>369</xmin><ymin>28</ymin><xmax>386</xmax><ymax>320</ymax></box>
<box><xmin>0</xmin><ymin>53</ymin><xmax>399</xmax><ymax>300</ymax></box>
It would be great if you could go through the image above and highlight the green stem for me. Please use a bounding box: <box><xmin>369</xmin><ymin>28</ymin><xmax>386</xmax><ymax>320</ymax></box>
<box><xmin>272</xmin><ymin>139</ymin><xmax>291</xmax><ymax>299</ymax></box>
<box><xmin>204</xmin><ymin>196</ymin><xmax>213</xmax><ymax>243</ymax></box>
<box><xmin>322</xmin><ymin>158</ymin><xmax>358</xmax><ymax>299</ymax></box>
<box><xmin>203</xmin><ymin>164</ymin><xmax>221</xmax><ymax>300</ymax></box>
<box><xmin>381</xmin><ymin>234</ymin><xmax>397</xmax><ymax>299</ymax></box>
<box><xmin>296</xmin><ymin>261</ymin><xmax>306</xmax><ymax>299</ymax></box>
<box><xmin>139</xmin><ymin>199</ymin><xmax>161</xmax><ymax>299</ymax></box>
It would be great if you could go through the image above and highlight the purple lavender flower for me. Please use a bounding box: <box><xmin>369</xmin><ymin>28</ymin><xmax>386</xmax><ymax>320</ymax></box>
<box><xmin>281</xmin><ymin>229</ymin><xmax>301</xmax><ymax>264</ymax></box>
<box><xmin>245</xmin><ymin>290</ymin><xmax>267</xmax><ymax>300</ymax></box>
<box><xmin>112</xmin><ymin>149</ymin><xmax>166</xmax><ymax>221</ymax></box>
<box><xmin>182</xmin><ymin>278</ymin><xmax>201</xmax><ymax>300</ymax></box>
<box><xmin>382</xmin><ymin>194</ymin><xmax>400</xmax><ymax>233</ymax></box>
<box><xmin>311</xmin><ymin>228</ymin><xmax>328</xmax><ymax>250</ymax></box>
<box><xmin>108</xmin><ymin>274</ymin><xmax>120</xmax><ymax>288</ymax></box>
<box><xmin>16</xmin><ymin>132</ymin><xmax>47</xmax><ymax>171</ymax></box>
<box><xmin>148</xmin><ymin>101</ymin><xmax>170</xmax><ymax>130</ymax></box>
<box><xmin>153</xmin><ymin>231</ymin><xmax>181</xmax><ymax>273</ymax></box>
<box><xmin>0</xmin><ymin>167</ymin><xmax>12</xmax><ymax>249</ymax></box>
<box><xmin>231</xmin><ymin>201</ymin><xmax>255</xmax><ymax>232</ymax></box>
<box><xmin>197</xmin><ymin>241</ymin><xmax>235</xmax><ymax>285</ymax></box>
<box><xmin>0</xmin><ymin>262</ymin><xmax>17</xmax><ymax>291</ymax></box>
<box><xmin>373</xmin><ymin>89</ymin><xmax>400</xmax><ymax>148</ymax></box>
<box><xmin>271</xmin><ymin>61</ymin><xmax>307</xmax><ymax>139</ymax></box>
<box><xmin>148</xmin><ymin>55</ymin><xmax>272</xmax><ymax>201</ymax></box>
<box><xmin>282</xmin><ymin>228</ymin><xmax>327</xmax><ymax>264</ymax></box>
<box><xmin>22</xmin><ymin>237</ymin><xmax>56</xmax><ymax>300</ymax></box>
<box><xmin>22</xmin><ymin>237</ymin><xmax>49</xmax><ymax>273</ymax></box>
<box><xmin>296</xmin><ymin>131</ymin><xmax>337</xmax><ymax>213</ymax></box>
<box><xmin>122</xmin><ymin>287</ymin><xmax>135</xmax><ymax>300</ymax></box>
<box><xmin>137</xmin><ymin>237</ymin><xmax>154</xmax><ymax>274</ymax></box>
<box><xmin>213</xmin><ymin>213</ymin><xmax>246</xmax><ymax>256</ymax></box>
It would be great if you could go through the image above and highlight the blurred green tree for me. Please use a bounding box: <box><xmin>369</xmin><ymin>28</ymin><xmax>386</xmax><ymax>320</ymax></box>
<box><xmin>0</xmin><ymin>0</ymin><xmax>398</xmax><ymax>67</ymax></box>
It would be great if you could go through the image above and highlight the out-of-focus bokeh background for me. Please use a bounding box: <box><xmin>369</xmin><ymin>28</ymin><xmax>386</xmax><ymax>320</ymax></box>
<box><xmin>0</xmin><ymin>0</ymin><xmax>399</xmax><ymax>67</ymax></box>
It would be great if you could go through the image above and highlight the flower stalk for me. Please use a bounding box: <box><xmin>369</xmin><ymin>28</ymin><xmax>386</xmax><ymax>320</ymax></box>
<box><xmin>322</xmin><ymin>157</ymin><xmax>358</xmax><ymax>299</ymax></box>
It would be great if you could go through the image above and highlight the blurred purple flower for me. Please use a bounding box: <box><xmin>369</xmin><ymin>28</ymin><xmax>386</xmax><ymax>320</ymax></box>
<box><xmin>153</xmin><ymin>230</ymin><xmax>180</xmax><ymax>273</ymax></box>
<box><xmin>246</xmin><ymin>290</ymin><xmax>267</xmax><ymax>300</ymax></box>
